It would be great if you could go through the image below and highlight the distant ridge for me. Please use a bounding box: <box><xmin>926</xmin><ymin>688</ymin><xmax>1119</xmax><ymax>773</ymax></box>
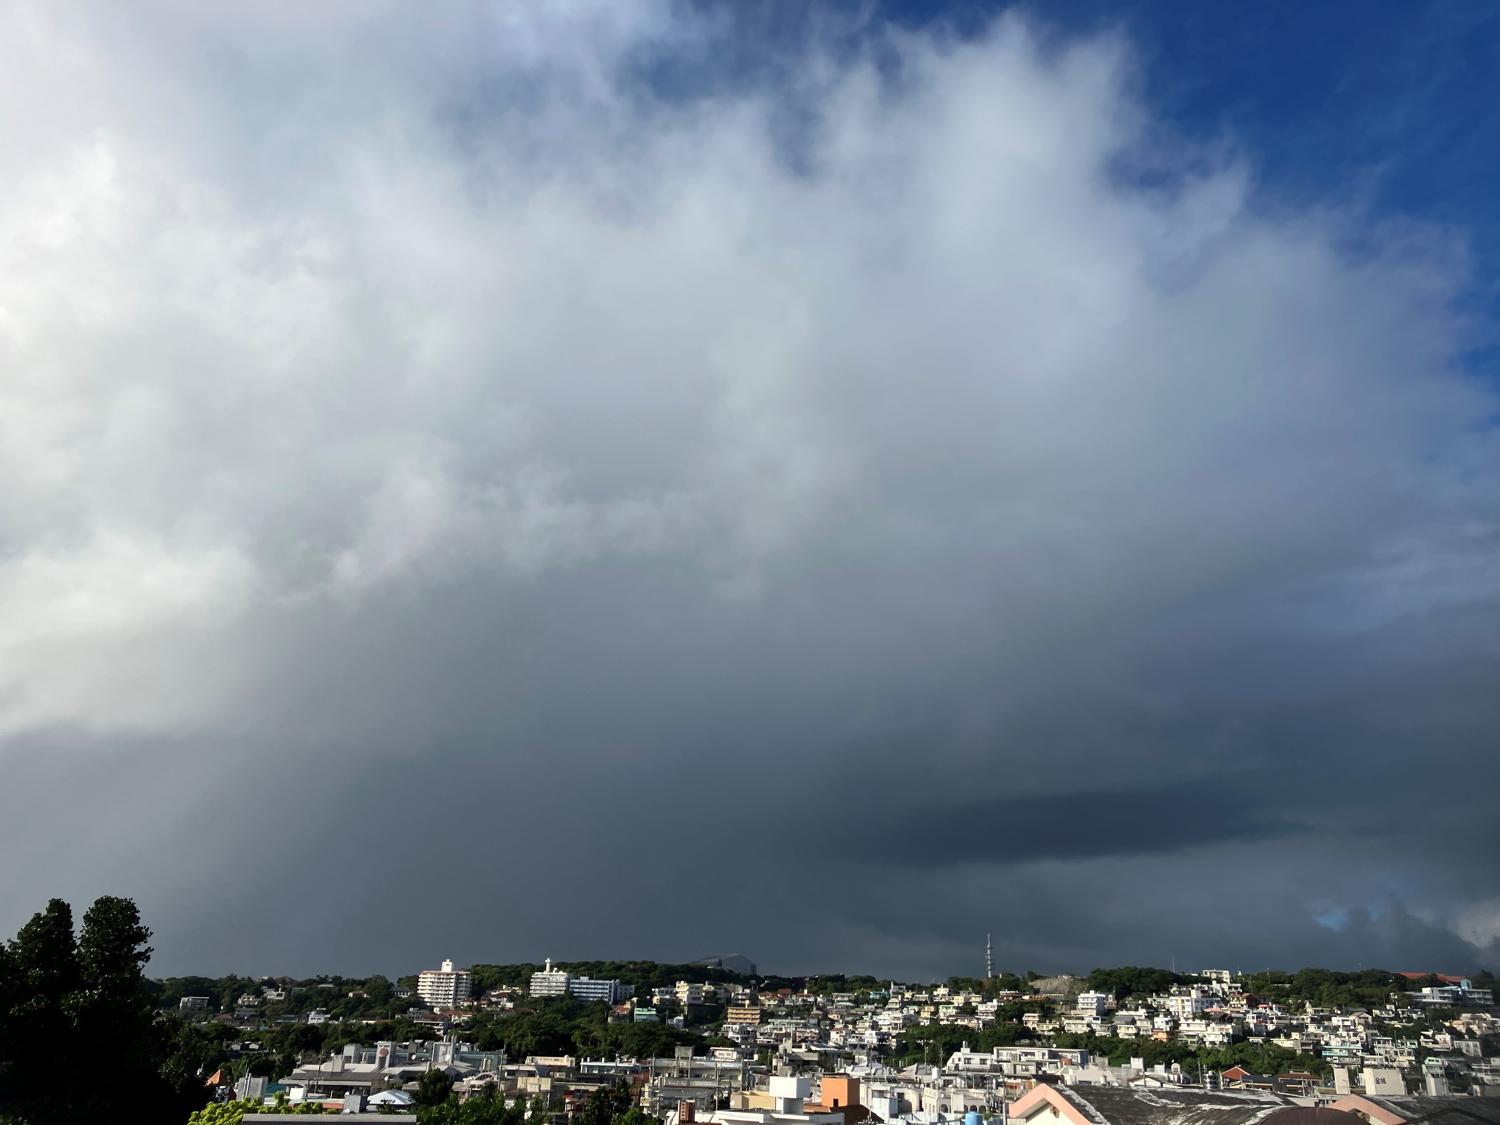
<box><xmin>694</xmin><ymin>954</ymin><xmax>758</xmax><ymax>976</ymax></box>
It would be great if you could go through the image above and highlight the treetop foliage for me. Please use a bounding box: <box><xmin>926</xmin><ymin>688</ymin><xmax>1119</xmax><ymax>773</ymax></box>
<box><xmin>1237</xmin><ymin>968</ymin><xmax>1417</xmax><ymax>1010</ymax></box>
<box><xmin>467</xmin><ymin>960</ymin><xmax>751</xmax><ymax>995</ymax></box>
<box><xmin>1084</xmin><ymin>967</ymin><xmax>1198</xmax><ymax>1000</ymax></box>
<box><xmin>0</xmin><ymin>896</ymin><xmax>215</xmax><ymax>1125</ymax></box>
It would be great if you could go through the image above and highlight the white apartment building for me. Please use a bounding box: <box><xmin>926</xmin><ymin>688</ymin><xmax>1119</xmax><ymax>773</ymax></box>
<box><xmin>1061</xmin><ymin>1012</ymin><xmax>1103</xmax><ymax>1035</ymax></box>
<box><xmin>1176</xmin><ymin>1018</ymin><xmax>1235</xmax><ymax>1045</ymax></box>
<box><xmin>418</xmin><ymin>959</ymin><xmax>473</xmax><ymax>1008</ymax></box>
<box><xmin>1416</xmin><ymin>982</ymin><xmax>1494</xmax><ymax>1006</ymax></box>
<box><xmin>1076</xmin><ymin>991</ymin><xmax>1110</xmax><ymax>1015</ymax></box>
<box><xmin>569</xmin><ymin>976</ymin><xmax>631</xmax><ymax>1004</ymax></box>
<box><xmin>530</xmin><ymin>958</ymin><xmax>572</xmax><ymax>997</ymax></box>
<box><xmin>875</xmin><ymin>1008</ymin><xmax>913</xmax><ymax>1033</ymax></box>
<box><xmin>944</xmin><ymin>1046</ymin><xmax>1089</xmax><ymax>1077</ymax></box>
<box><xmin>1164</xmin><ymin>987</ymin><xmax>1208</xmax><ymax>1020</ymax></box>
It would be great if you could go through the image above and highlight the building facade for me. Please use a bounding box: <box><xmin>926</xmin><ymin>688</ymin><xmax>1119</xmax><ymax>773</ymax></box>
<box><xmin>417</xmin><ymin>959</ymin><xmax>472</xmax><ymax>1008</ymax></box>
<box><xmin>530</xmin><ymin>958</ymin><xmax>572</xmax><ymax>997</ymax></box>
<box><xmin>569</xmin><ymin>976</ymin><xmax>631</xmax><ymax>1004</ymax></box>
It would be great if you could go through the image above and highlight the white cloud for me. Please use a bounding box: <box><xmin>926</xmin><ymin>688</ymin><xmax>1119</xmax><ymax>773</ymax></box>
<box><xmin>1455</xmin><ymin>900</ymin><xmax>1500</xmax><ymax>948</ymax></box>
<box><xmin>0</xmin><ymin>533</ymin><xmax>256</xmax><ymax>735</ymax></box>
<box><xmin>0</xmin><ymin>2</ymin><xmax>1493</xmax><ymax>738</ymax></box>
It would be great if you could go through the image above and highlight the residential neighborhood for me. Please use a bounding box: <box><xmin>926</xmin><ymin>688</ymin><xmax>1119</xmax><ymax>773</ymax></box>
<box><xmin>157</xmin><ymin>957</ymin><xmax>1499</xmax><ymax>1120</ymax></box>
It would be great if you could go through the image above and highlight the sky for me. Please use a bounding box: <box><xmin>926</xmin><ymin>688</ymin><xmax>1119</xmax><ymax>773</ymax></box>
<box><xmin>1</xmin><ymin>0</ymin><xmax>1498</xmax><ymax>981</ymax></box>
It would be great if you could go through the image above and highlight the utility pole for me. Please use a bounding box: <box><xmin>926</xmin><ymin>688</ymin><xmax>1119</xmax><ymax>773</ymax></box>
<box><xmin>986</xmin><ymin>934</ymin><xmax>993</xmax><ymax>982</ymax></box>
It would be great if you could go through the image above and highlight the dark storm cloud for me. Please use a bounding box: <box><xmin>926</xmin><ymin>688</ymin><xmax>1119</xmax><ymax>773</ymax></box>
<box><xmin>0</xmin><ymin>1</ymin><xmax>1497</xmax><ymax>979</ymax></box>
<box><xmin>851</xmin><ymin>782</ymin><xmax>1297</xmax><ymax>866</ymax></box>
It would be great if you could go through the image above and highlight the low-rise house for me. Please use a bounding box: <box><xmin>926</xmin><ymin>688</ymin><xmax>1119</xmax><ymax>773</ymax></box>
<box><xmin>1331</xmin><ymin>1094</ymin><xmax>1500</xmax><ymax>1125</ymax></box>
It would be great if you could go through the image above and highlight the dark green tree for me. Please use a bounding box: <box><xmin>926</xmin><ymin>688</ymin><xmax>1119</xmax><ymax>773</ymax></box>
<box><xmin>75</xmin><ymin>898</ymin><xmax>159</xmax><ymax>1095</ymax></box>
<box><xmin>417</xmin><ymin>1085</ymin><xmax>536</xmax><ymax>1125</ymax></box>
<box><xmin>1</xmin><ymin>899</ymin><xmax>82</xmax><ymax>1120</ymax></box>
<box><xmin>1085</xmin><ymin>966</ymin><xmax>1190</xmax><ymax>1001</ymax></box>
<box><xmin>0</xmin><ymin>896</ymin><xmax>219</xmax><ymax>1125</ymax></box>
<box><xmin>416</xmin><ymin>1067</ymin><xmax>456</xmax><ymax>1107</ymax></box>
<box><xmin>575</xmin><ymin>1085</ymin><xmax>634</xmax><ymax>1125</ymax></box>
<box><xmin>0</xmin><ymin>941</ymin><xmax>16</xmax><ymax>1094</ymax></box>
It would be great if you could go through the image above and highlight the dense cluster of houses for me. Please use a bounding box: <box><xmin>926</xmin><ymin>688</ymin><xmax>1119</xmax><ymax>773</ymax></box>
<box><xmin>217</xmin><ymin>965</ymin><xmax>1498</xmax><ymax>1118</ymax></box>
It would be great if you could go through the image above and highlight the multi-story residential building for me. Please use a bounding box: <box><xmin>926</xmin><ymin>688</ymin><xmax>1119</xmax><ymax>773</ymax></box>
<box><xmin>875</xmin><ymin>1007</ymin><xmax>913</xmax><ymax>1034</ymax></box>
<box><xmin>1322</xmin><ymin>1040</ymin><xmax>1365</xmax><ymax>1065</ymax></box>
<box><xmin>727</xmin><ymin>1001</ymin><xmax>763</xmax><ymax>1026</ymax></box>
<box><xmin>568</xmin><ymin>976</ymin><xmax>631</xmax><ymax>1004</ymax></box>
<box><xmin>944</xmin><ymin>1045</ymin><xmax>1088</xmax><ymax>1077</ymax></box>
<box><xmin>418</xmin><ymin>959</ymin><xmax>472</xmax><ymax>1008</ymax></box>
<box><xmin>640</xmin><ymin>1050</ymin><xmax>751</xmax><ymax>1115</ymax></box>
<box><xmin>1164</xmin><ymin>987</ymin><xmax>1209</xmax><ymax>1021</ymax></box>
<box><xmin>529</xmin><ymin>958</ymin><xmax>571</xmax><ymax>998</ymax></box>
<box><xmin>1077</xmin><ymin>991</ymin><xmax>1111</xmax><ymax>1016</ymax></box>
<box><xmin>1415</xmin><ymin>982</ymin><xmax>1494</xmax><ymax>1007</ymax></box>
<box><xmin>1176</xmin><ymin>1018</ymin><xmax>1235</xmax><ymax>1045</ymax></box>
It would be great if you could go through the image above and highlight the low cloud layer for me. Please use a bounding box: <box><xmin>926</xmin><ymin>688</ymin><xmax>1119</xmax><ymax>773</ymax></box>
<box><xmin>1</xmin><ymin>1</ymin><xmax>1497</xmax><ymax>978</ymax></box>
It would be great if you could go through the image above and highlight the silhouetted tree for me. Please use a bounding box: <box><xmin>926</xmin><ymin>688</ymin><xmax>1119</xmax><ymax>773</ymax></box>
<box><xmin>0</xmin><ymin>895</ymin><xmax>216</xmax><ymax>1124</ymax></box>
